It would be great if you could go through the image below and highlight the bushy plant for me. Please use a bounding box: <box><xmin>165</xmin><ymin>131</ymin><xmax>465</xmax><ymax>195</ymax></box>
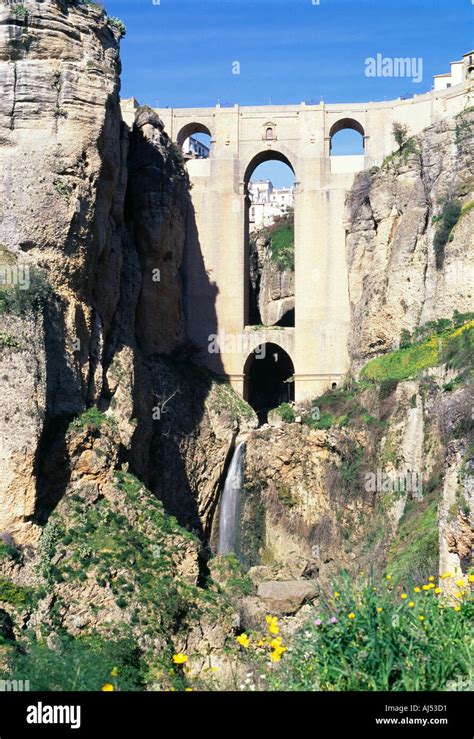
<box><xmin>267</xmin><ymin>572</ymin><xmax>473</xmax><ymax>691</ymax></box>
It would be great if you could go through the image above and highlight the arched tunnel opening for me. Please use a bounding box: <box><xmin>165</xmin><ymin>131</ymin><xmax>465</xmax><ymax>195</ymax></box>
<box><xmin>245</xmin><ymin>343</ymin><xmax>295</xmax><ymax>424</ymax></box>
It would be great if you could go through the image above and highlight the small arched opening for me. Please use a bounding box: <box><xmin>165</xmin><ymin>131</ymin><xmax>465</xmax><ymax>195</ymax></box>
<box><xmin>176</xmin><ymin>122</ymin><xmax>212</xmax><ymax>158</ymax></box>
<box><xmin>244</xmin><ymin>151</ymin><xmax>296</xmax><ymax>328</ymax></box>
<box><xmin>244</xmin><ymin>343</ymin><xmax>295</xmax><ymax>423</ymax></box>
<box><xmin>329</xmin><ymin>118</ymin><xmax>365</xmax><ymax>156</ymax></box>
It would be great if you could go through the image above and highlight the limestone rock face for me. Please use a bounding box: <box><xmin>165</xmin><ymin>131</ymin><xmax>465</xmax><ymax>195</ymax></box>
<box><xmin>249</xmin><ymin>233</ymin><xmax>294</xmax><ymax>326</ymax></box>
<box><xmin>0</xmin><ymin>0</ymin><xmax>124</xmax><ymax>542</ymax></box>
<box><xmin>0</xmin><ymin>0</ymin><xmax>255</xmax><ymax>545</ymax></box>
<box><xmin>346</xmin><ymin>112</ymin><xmax>474</xmax><ymax>371</ymax></box>
<box><xmin>257</xmin><ymin>580</ymin><xmax>318</xmax><ymax>614</ymax></box>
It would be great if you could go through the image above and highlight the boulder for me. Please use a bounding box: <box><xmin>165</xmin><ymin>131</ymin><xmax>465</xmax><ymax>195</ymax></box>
<box><xmin>257</xmin><ymin>580</ymin><xmax>318</xmax><ymax>614</ymax></box>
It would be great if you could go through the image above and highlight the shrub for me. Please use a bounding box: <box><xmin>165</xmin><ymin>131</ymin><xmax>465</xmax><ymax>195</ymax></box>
<box><xmin>108</xmin><ymin>16</ymin><xmax>126</xmax><ymax>38</ymax></box>
<box><xmin>0</xmin><ymin>266</ymin><xmax>52</xmax><ymax>315</ymax></box>
<box><xmin>275</xmin><ymin>403</ymin><xmax>295</xmax><ymax>422</ymax></box>
<box><xmin>266</xmin><ymin>572</ymin><xmax>474</xmax><ymax>691</ymax></box>
<box><xmin>392</xmin><ymin>122</ymin><xmax>409</xmax><ymax>149</ymax></box>
<box><xmin>69</xmin><ymin>407</ymin><xmax>115</xmax><ymax>431</ymax></box>
<box><xmin>3</xmin><ymin>630</ymin><xmax>145</xmax><ymax>691</ymax></box>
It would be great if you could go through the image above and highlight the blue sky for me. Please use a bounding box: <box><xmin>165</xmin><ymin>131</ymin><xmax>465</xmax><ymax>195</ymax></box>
<box><xmin>105</xmin><ymin>0</ymin><xmax>473</xmax><ymax>184</ymax></box>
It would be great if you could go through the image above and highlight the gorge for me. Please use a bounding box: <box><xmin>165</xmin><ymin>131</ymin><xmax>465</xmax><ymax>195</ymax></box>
<box><xmin>0</xmin><ymin>0</ymin><xmax>472</xmax><ymax>693</ymax></box>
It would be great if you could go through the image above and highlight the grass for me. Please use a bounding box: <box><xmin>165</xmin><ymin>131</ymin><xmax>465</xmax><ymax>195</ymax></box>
<box><xmin>303</xmin><ymin>385</ymin><xmax>376</xmax><ymax>431</ymax></box>
<box><xmin>265</xmin><ymin>572</ymin><xmax>473</xmax><ymax>691</ymax></box>
<box><xmin>361</xmin><ymin>320</ymin><xmax>474</xmax><ymax>382</ymax></box>
<box><xmin>2</xmin><ymin>630</ymin><xmax>145</xmax><ymax>691</ymax></box>
<box><xmin>385</xmin><ymin>492</ymin><xmax>440</xmax><ymax>584</ymax></box>
<box><xmin>260</xmin><ymin>211</ymin><xmax>294</xmax><ymax>271</ymax></box>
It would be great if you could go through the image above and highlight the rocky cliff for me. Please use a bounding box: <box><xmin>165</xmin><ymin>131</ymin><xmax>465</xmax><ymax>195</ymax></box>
<box><xmin>346</xmin><ymin>109</ymin><xmax>474</xmax><ymax>371</ymax></box>
<box><xmin>0</xmin><ymin>0</ymin><xmax>472</xmax><ymax>692</ymax></box>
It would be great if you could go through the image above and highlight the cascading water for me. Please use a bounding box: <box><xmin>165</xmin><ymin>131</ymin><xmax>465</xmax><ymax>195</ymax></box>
<box><xmin>217</xmin><ymin>441</ymin><xmax>246</xmax><ymax>555</ymax></box>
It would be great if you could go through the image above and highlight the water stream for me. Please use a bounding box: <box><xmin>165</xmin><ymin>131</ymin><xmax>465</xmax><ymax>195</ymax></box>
<box><xmin>217</xmin><ymin>441</ymin><xmax>246</xmax><ymax>555</ymax></box>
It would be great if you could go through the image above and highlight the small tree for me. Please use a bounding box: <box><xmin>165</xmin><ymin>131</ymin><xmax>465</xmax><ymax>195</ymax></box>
<box><xmin>392</xmin><ymin>122</ymin><xmax>409</xmax><ymax>150</ymax></box>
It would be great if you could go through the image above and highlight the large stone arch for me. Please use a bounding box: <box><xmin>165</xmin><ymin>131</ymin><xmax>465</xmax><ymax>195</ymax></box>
<box><xmin>241</xmin><ymin>146</ymin><xmax>297</xmax><ymax>186</ymax></box>
<box><xmin>243</xmin><ymin>341</ymin><xmax>295</xmax><ymax>421</ymax></box>
<box><xmin>328</xmin><ymin>117</ymin><xmax>366</xmax><ymax>154</ymax></box>
<box><xmin>176</xmin><ymin>121</ymin><xmax>213</xmax><ymax>149</ymax></box>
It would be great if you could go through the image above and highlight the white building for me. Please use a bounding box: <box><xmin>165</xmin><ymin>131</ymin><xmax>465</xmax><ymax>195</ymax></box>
<box><xmin>248</xmin><ymin>180</ymin><xmax>294</xmax><ymax>230</ymax></box>
<box><xmin>434</xmin><ymin>51</ymin><xmax>473</xmax><ymax>90</ymax></box>
<box><xmin>182</xmin><ymin>135</ymin><xmax>210</xmax><ymax>158</ymax></box>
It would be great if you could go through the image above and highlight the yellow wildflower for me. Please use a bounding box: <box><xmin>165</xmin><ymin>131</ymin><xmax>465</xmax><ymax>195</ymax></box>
<box><xmin>401</xmin><ymin>593</ymin><xmax>408</xmax><ymax>600</ymax></box>
<box><xmin>173</xmin><ymin>653</ymin><xmax>188</xmax><ymax>665</ymax></box>
<box><xmin>441</xmin><ymin>572</ymin><xmax>453</xmax><ymax>579</ymax></box>
<box><xmin>270</xmin><ymin>651</ymin><xmax>282</xmax><ymax>663</ymax></box>
<box><xmin>434</xmin><ymin>587</ymin><xmax>441</xmax><ymax>594</ymax></box>
<box><xmin>348</xmin><ymin>613</ymin><xmax>356</xmax><ymax>620</ymax></box>
<box><xmin>468</xmin><ymin>574</ymin><xmax>474</xmax><ymax>583</ymax></box>
<box><xmin>101</xmin><ymin>683</ymin><xmax>114</xmax><ymax>692</ymax></box>
<box><xmin>422</xmin><ymin>585</ymin><xmax>430</xmax><ymax>591</ymax></box>
<box><xmin>456</xmin><ymin>579</ymin><xmax>465</xmax><ymax>588</ymax></box>
<box><xmin>269</xmin><ymin>637</ymin><xmax>283</xmax><ymax>649</ymax></box>
<box><xmin>333</xmin><ymin>591</ymin><xmax>340</xmax><ymax>598</ymax></box>
<box><xmin>454</xmin><ymin>606</ymin><xmax>461</xmax><ymax>612</ymax></box>
<box><xmin>386</xmin><ymin>575</ymin><xmax>392</xmax><ymax>581</ymax></box>
<box><xmin>414</xmin><ymin>587</ymin><xmax>421</xmax><ymax>593</ymax></box>
<box><xmin>268</xmin><ymin>624</ymin><xmax>280</xmax><ymax>635</ymax></box>
<box><xmin>428</xmin><ymin>576</ymin><xmax>434</xmax><ymax>582</ymax></box>
<box><xmin>236</xmin><ymin>634</ymin><xmax>250</xmax><ymax>648</ymax></box>
<box><xmin>265</xmin><ymin>615</ymin><xmax>278</xmax><ymax>627</ymax></box>
<box><xmin>408</xmin><ymin>601</ymin><xmax>415</xmax><ymax>608</ymax></box>
<box><xmin>418</xmin><ymin>615</ymin><xmax>425</xmax><ymax>621</ymax></box>
<box><xmin>377</xmin><ymin>607</ymin><xmax>382</xmax><ymax>613</ymax></box>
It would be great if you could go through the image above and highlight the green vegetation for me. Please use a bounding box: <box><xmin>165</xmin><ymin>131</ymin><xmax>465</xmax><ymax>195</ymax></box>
<box><xmin>433</xmin><ymin>199</ymin><xmax>462</xmax><ymax>269</ymax></box>
<box><xmin>274</xmin><ymin>402</ymin><xmax>295</xmax><ymax>422</ymax></box>
<box><xmin>210</xmin><ymin>555</ymin><xmax>254</xmax><ymax>597</ymax></box>
<box><xmin>3</xmin><ymin>630</ymin><xmax>145</xmax><ymax>691</ymax></box>
<box><xmin>69</xmin><ymin>407</ymin><xmax>115</xmax><ymax>432</ymax></box>
<box><xmin>12</xmin><ymin>4</ymin><xmax>27</xmax><ymax>21</ymax></box>
<box><xmin>108</xmin><ymin>16</ymin><xmax>127</xmax><ymax>38</ymax></box>
<box><xmin>392</xmin><ymin>122</ymin><xmax>409</xmax><ymax>149</ymax></box>
<box><xmin>53</xmin><ymin>178</ymin><xmax>69</xmax><ymax>197</ymax></box>
<box><xmin>265</xmin><ymin>572</ymin><xmax>473</xmax><ymax>691</ymax></box>
<box><xmin>0</xmin><ymin>578</ymin><xmax>35</xmax><ymax>609</ymax></box>
<box><xmin>303</xmin><ymin>385</ymin><xmax>376</xmax><ymax>431</ymax></box>
<box><xmin>0</xmin><ymin>332</ymin><xmax>21</xmax><ymax>350</ymax></box>
<box><xmin>386</xmin><ymin>490</ymin><xmax>441</xmax><ymax>584</ymax></box>
<box><xmin>361</xmin><ymin>319</ymin><xmax>474</xmax><ymax>382</ymax></box>
<box><xmin>382</xmin><ymin>126</ymin><xmax>420</xmax><ymax>170</ymax></box>
<box><xmin>262</xmin><ymin>209</ymin><xmax>294</xmax><ymax>271</ymax></box>
<box><xmin>454</xmin><ymin>107</ymin><xmax>474</xmax><ymax>144</ymax></box>
<box><xmin>0</xmin><ymin>265</ymin><xmax>52</xmax><ymax>316</ymax></box>
<box><xmin>0</xmin><ymin>541</ymin><xmax>21</xmax><ymax>564</ymax></box>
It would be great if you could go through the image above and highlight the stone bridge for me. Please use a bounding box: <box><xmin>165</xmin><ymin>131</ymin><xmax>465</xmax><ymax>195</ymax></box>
<box><xmin>122</xmin><ymin>65</ymin><xmax>467</xmax><ymax>404</ymax></box>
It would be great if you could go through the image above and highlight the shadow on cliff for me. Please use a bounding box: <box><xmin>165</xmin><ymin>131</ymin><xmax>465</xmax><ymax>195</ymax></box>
<box><xmin>103</xmin><ymin>111</ymin><xmax>232</xmax><ymax>546</ymax></box>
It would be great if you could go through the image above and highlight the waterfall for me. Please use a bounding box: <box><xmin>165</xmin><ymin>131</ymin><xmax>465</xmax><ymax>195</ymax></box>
<box><xmin>217</xmin><ymin>442</ymin><xmax>246</xmax><ymax>555</ymax></box>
